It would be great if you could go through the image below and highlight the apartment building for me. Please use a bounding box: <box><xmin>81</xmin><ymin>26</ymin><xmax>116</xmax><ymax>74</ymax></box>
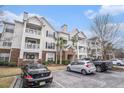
<box><xmin>0</xmin><ymin>12</ymin><xmax>56</xmax><ymax>65</ymax></box>
<box><xmin>70</xmin><ymin>28</ymin><xmax>87</xmax><ymax>59</ymax></box>
<box><xmin>87</xmin><ymin>37</ymin><xmax>102</xmax><ymax>59</ymax></box>
<box><xmin>0</xmin><ymin>12</ymin><xmax>88</xmax><ymax>65</ymax></box>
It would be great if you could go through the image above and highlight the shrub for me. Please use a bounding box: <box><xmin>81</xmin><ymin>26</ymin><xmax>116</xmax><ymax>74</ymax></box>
<box><xmin>0</xmin><ymin>61</ymin><xmax>9</xmax><ymax>66</ymax></box>
<box><xmin>62</xmin><ymin>60</ymin><xmax>70</xmax><ymax>65</ymax></box>
<box><xmin>0</xmin><ymin>61</ymin><xmax>17</xmax><ymax>67</ymax></box>
<box><xmin>42</xmin><ymin>61</ymin><xmax>56</xmax><ymax>66</ymax></box>
<box><xmin>8</xmin><ymin>62</ymin><xmax>17</xmax><ymax>67</ymax></box>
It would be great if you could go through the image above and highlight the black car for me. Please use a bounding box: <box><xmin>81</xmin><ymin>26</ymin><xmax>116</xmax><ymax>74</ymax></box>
<box><xmin>93</xmin><ymin>61</ymin><xmax>113</xmax><ymax>72</ymax></box>
<box><xmin>82</xmin><ymin>58</ymin><xmax>113</xmax><ymax>72</ymax></box>
<box><xmin>21</xmin><ymin>63</ymin><xmax>53</xmax><ymax>88</ymax></box>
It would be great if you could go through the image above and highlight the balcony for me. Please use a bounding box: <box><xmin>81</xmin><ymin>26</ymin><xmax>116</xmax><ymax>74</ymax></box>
<box><xmin>25</xmin><ymin>28</ymin><xmax>41</xmax><ymax>35</ymax></box>
<box><xmin>79</xmin><ymin>49</ymin><xmax>87</xmax><ymax>53</ymax></box>
<box><xmin>25</xmin><ymin>43</ymin><xmax>40</xmax><ymax>49</ymax></box>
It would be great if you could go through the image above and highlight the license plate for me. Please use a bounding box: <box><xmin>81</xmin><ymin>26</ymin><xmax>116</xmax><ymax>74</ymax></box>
<box><xmin>39</xmin><ymin>82</ymin><xmax>45</xmax><ymax>85</ymax></box>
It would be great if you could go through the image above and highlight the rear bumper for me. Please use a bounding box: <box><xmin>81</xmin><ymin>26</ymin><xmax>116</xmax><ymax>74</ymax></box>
<box><xmin>86</xmin><ymin>68</ymin><xmax>96</xmax><ymax>73</ymax></box>
<box><xmin>23</xmin><ymin>74</ymin><xmax>53</xmax><ymax>88</ymax></box>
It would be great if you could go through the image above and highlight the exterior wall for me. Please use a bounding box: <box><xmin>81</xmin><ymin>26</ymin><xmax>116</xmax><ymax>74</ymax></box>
<box><xmin>0</xmin><ymin>23</ymin><xmax>14</xmax><ymax>49</ymax></box>
<box><xmin>12</xmin><ymin>21</ymin><xmax>23</xmax><ymax>48</ymax></box>
<box><xmin>57</xmin><ymin>32</ymin><xmax>69</xmax><ymax>41</ymax></box>
<box><xmin>70</xmin><ymin>29</ymin><xmax>88</xmax><ymax>59</ymax></box>
<box><xmin>41</xmin><ymin>18</ymin><xmax>56</xmax><ymax>52</ymax></box>
<box><xmin>87</xmin><ymin>38</ymin><xmax>102</xmax><ymax>59</ymax></box>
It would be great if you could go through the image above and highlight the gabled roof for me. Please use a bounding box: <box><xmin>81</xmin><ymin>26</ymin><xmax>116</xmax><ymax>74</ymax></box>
<box><xmin>72</xmin><ymin>28</ymin><xmax>87</xmax><ymax>39</ymax></box>
<box><xmin>2</xmin><ymin>21</ymin><xmax>15</xmax><ymax>25</ymax></box>
<box><xmin>15</xmin><ymin>16</ymin><xmax>56</xmax><ymax>31</ymax></box>
<box><xmin>56</xmin><ymin>31</ymin><xmax>70</xmax><ymax>35</ymax></box>
<box><xmin>27</xmin><ymin>16</ymin><xmax>44</xmax><ymax>26</ymax></box>
<box><xmin>41</xmin><ymin>17</ymin><xmax>56</xmax><ymax>31</ymax></box>
<box><xmin>88</xmin><ymin>36</ymin><xmax>98</xmax><ymax>40</ymax></box>
<box><xmin>65</xmin><ymin>44</ymin><xmax>76</xmax><ymax>50</ymax></box>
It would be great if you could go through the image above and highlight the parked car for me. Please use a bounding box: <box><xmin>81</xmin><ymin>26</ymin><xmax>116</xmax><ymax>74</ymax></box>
<box><xmin>67</xmin><ymin>60</ymin><xmax>96</xmax><ymax>75</ymax></box>
<box><xmin>110</xmin><ymin>59</ymin><xmax>124</xmax><ymax>66</ymax></box>
<box><xmin>82</xmin><ymin>58</ymin><xmax>113</xmax><ymax>72</ymax></box>
<box><xmin>21</xmin><ymin>63</ymin><xmax>53</xmax><ymax>88</ymax></box>
<box><xmin>93</xmin><ymin>61</ymin><xmax>113</xmax><ymax>72</ymax></box>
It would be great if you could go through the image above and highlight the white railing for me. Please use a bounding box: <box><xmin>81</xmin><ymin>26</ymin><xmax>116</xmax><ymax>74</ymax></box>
<box><xmin>79</xmin><ymin>49</ymin><xmax>87</xmax><ymax>53</ymax></box>
<box><xmin>23</xmin><ymin>59</ymin><xmax>39</xmax><ymax>62</ymax></box>
<box><xmin>25</xmin><ymin>43</ymin><xmax>40</xmax><ymax>49</ymax></box>
<box><xmin>25</xmin><ymin>28</ymin><xmax>41</xmax><ymax>35</ymax></box>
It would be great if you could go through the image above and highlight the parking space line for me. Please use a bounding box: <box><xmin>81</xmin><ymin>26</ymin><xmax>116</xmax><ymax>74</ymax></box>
<box><xmin>53</xmin><ymin>80</ymin><xmax>65</xmax><ymax>88</ymax></box>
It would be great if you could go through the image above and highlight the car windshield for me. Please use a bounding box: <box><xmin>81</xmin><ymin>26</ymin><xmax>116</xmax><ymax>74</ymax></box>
<box><xmin>28</xmin><ymin>64</ymin><xmax>45</xmax><ymax>69</ymax></box>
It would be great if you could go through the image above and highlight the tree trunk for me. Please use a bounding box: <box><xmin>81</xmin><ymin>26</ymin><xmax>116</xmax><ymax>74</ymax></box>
<box><xmin>60</xmin><ymin>49</ymin><xmax>62</xmax><ymax>64</ymax></box>
<box><xmin>55</xmin><ymin>47</ymin><xmax>58</xmax><ymax>64</ymax></box>
<box><xmin>55</xmin><ymin>51</ymin><xmax>58</xmax><ymax>64</ymax></box>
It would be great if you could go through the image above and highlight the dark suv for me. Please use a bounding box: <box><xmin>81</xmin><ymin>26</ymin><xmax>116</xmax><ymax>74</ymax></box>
<box><xmin>21</xmin><ymin>63</ymin><xmax>53</xmax><ymax>88</ymax></box>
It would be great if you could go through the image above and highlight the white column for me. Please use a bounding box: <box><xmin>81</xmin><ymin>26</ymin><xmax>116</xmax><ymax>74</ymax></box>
<box><xmin>19</xmin><ymin>21</ymin><xmax>27</xmax><ymax>59</ymax></box>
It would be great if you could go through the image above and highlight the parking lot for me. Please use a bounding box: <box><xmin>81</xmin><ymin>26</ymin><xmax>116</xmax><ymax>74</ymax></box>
<box><xmin>15</xmin><ymin>70</ymin><xmax>124</xmax><ymax>88</ymax></box>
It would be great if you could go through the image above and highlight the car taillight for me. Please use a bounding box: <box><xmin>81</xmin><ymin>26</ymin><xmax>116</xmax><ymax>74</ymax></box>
<box><xmin>25</xmin><ymin>75</ymin><xmax>33</xmax><ymax>79</ymax></box>
<box><xmin>86</xmin><ymin>64</ymin><xmax>90</xmax><ymax>68</ymax></box>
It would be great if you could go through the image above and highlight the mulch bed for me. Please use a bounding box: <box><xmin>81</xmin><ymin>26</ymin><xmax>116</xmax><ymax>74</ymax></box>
<box><xmin>112</xmin><ymin>67</ymin><xmax>124</xmax><ymax>72</ymax></box>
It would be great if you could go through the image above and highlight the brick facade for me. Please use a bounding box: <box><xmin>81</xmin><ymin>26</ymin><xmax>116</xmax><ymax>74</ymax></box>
<box><xmin>10</xmin><ymin>48</ymin><xmax>20</xmax><ymax>64</ymax></box>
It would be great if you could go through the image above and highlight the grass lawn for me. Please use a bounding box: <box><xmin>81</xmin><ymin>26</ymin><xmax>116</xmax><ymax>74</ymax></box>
<box><xmin>48</xmin><ymin>65</ymin><xmax>66</xmax><ymax>71</ymax></box>
<box><xmin>0</xmin><ymin>67</ymin><xmax>22</xmax><ymax>78</ymax></box>
<box><xmin>0</xmin><ymin>76</ymin><xmax>15</xmax><ymax>88</ymax></box>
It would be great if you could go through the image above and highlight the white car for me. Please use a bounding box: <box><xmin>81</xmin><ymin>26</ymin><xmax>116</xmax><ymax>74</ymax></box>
<box><xmin>110</xmin><ymin>59</ymin><xmax>124</xmax><ymax>66</ymax></box>
<box><xmin>67</xmin><ymin>60</ymin><xmax>96</xmax><ymax>75</ymax></box>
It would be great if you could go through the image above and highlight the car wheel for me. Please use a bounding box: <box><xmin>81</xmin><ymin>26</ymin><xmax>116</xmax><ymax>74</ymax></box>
<box><xmin>96</xmin><ymin>66</ymin><xmax>102</xmax><ymax>72</ymax></box>
<box><xmin>117</xmin><ymin>63</ymin><xmax>121</xmax><ymax>66</ymax></box>
<box><xmin>81</xmin><ymin>69</ymin><xmax>87</xmax><ymax>75</ymax></box>
<box><xmin>67</xmin><ymin>67</ymin><xmax>71</xmax><ymax>71</ymax></box>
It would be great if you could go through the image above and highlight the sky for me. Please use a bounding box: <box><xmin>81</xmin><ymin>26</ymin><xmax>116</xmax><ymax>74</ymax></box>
<box><xmin>0</xmin><ymin>5</ymin><xmax>124</xmax><ymax>47</ymax></box>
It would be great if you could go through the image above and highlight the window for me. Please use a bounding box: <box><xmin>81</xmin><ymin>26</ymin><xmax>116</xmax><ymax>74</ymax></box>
<box><xmin>46</xmin><ymin>30</ymin><xmax>48</xmax><ymax>37</ymax></box>
<box><xmin>77</xmin><ymin>62</ymin><xmax>85</xmax><ymax>65</ymax></box>
<box><xmin>46</xmin><ymin>30</ymin><xmax>55</xmax><ymax>38</ymax></box>
<box><xmin>3</xmin><ymin>42</ymin><xmax>12</xmax><ymax>47</ymax></box>
<box><xmin>46</xmin><ymin>53</ymin><xmax>55</xmax><ymax>61</ymax></box>
<box><xmin>0</xmin><ymin>53</ymin><xmax>10</xmax><ymax>61</ymax></box>
<box><xmin>71</xmin><ymin>62</ymin><xmax>78</xmax><ymax>65</ymax></box>
<box><xmin>46</xmin><ymin>42</ymin><xmax>55</xmax><ymax>49</ymax></box>
<box><xmin>5</xmin><ymin>28</ymin><xmax>14</xmax><ymax>33</ymax></box>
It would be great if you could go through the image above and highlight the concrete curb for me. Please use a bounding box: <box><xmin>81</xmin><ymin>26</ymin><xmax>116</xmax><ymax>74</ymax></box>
<box><xmin>9</xmin><ymin>76</ymin><xmax>18</xmax><ymax>88</ymax></box>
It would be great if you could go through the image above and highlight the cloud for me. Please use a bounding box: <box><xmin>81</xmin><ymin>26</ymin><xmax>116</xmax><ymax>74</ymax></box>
<box><xmin>0</xmin><ymin>10</ymin><xmax>61</xmax><ymax>31</ymax></box>
<box><xmin>84</xmin><ymin>10</ymin><xmax>97</xmax><ymax>19</ymax></box>
<box><xmin>84</xmin><ymin>5</ymin><xmax>124</xmax><ymax>19</ymax></box>
<box><xmin>0</xmin><ymin>11</ymin><xmax>23</xmax><ymax>22</ymax></box>
<box><xmin>0</xmin><ymin>11</ymin><xmax>44</xmax><ymax>23</ymax></box>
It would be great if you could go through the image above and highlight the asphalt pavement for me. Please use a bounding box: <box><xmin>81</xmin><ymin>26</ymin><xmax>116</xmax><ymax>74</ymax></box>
<box><xmin>14</xmin><ymin>70</ymin><xmax>124</xmax><ymax>88</ymax></box>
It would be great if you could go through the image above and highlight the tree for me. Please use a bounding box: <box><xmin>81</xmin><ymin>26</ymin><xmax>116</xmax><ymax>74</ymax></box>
<box><xmin>91</xmin><ymin>14</ymin><xmax>122</xmax><ymax>60</ymax></box>
<box><xmin>55</xmin><ymin>37</ymin><xmax>60</xmax><ymax>64</ymax></box>
<box><xmin>55</xmin><ymin>37</ymin><xmax>67</xmax><ymax>64</ymax></box>
<box><xmin>71</xmin><ymin>35</ymin><xmax>78</xmax><ymax>60</ymax></box>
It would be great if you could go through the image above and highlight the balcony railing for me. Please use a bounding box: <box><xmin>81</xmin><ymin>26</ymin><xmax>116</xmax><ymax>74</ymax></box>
<box><xmin>25</xmin><ymin>43</ymin><xmax>40</xmax><ymax>49</ymax></box>
<box><xmin>25</xmin><ymin>28</ymin><xmax>41</xmax><ymax>35</ymax></box>
<box><xmin>79</xmin><ymin>50</ymin><xmax>87</xmax><ymax>53</ymax></box>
